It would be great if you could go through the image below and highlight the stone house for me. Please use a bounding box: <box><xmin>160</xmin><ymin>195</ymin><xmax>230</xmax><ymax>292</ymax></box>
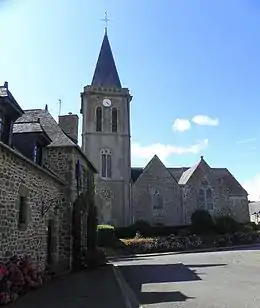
<box><xmin>0</xmin><ymin>82</ymin><xmax>97</xmax><ymax>272</ymax></box>
<box><xmin>81</xmin><ymin>30</ymin><xmax>250</xmax><ymax>227</ymax></box>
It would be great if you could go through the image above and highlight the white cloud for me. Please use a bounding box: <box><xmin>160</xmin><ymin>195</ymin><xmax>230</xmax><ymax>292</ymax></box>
<box><xmin>236</xmin><ymin>138</ymin><xmax>256</xmax><ymax>144</ymax></box>
<box><xmin>131</xmin><ymin>139</ymin><xmax>208</xmax><ymax>163</ymax></box>
<box><xmin>243</xmin><ymin>174</ymin><xmax>260</xmax><ymax>201</ymax></box>
<box><xmin>172</xmin><ymin>118</ymin><xmax>191</xmax><ymax>132</ymax></box>
<box><xmin>192</xmin><ymin>115</ymin><xmax>219</xmax><ymax>126</ymax></box>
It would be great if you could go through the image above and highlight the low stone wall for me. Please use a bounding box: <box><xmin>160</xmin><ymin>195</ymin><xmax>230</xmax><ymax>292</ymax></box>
<box><xmin>0</xmin><ymin>142</ymin><xmax>69</xmax><ymax>270</ymax></box>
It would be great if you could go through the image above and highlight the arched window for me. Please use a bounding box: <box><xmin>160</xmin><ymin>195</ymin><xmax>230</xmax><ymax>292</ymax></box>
<box><xmin>153</xmin><ymin>190</ymin><xmax>163</xmax><ymax>210</ymax></box>
<box><xmin>112</xmin><ymin>107</ymin><xmax>118</xmax><ymax>133</ymax></box>
<box><xmin>101</xmin><ymin>149</ymin><xmax>112</xmax><ymax>178</ymax></box>
<box><xmin>198</xmin><ymin>188</ymin><xmax>206</xmax><ymax>208</ymax></box>
<box><xmin>197</xmin><ymin>180</ymin><xmax>214</xmax><ymax>210</ymax></box>
<box><xmin>96</xmin><ymin>106</ymin><xmax>102</xmax><ymax>132</ymax></box>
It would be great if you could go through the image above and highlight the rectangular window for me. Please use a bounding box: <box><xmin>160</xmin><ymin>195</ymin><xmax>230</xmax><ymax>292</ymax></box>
<box><xmin>18</xmin><ymin>196</ymin><xmax>27</xmax><ymax>224</ymax></box>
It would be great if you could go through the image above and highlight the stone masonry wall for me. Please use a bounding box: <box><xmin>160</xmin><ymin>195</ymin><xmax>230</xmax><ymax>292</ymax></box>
<box><xmin>44</xmin><ymin>146</ymin><xmax>95</xmax><ymax>265</ymax></box>
<box><xmin>0</xmin><ymin>142</ymin><xmax>68</xmax><ymax>270</ymax></box>
<box><xmin>132</xmin><ymin>157</ymin><xmax>183</xmax><ymax>226</ymax></box>
<box><xmin>182</xmin><ymin>163</ymin><xmax>250</xmax><ymax>224</ymax></box>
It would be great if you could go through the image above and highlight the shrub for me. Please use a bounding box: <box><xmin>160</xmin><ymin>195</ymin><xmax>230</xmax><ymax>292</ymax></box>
<box><xmin>177</xmin><ymin>228</ymin><xmax>191</xmax><ymax>237</ymax></box>
<box><xmin>133</xmin><ymin>220</ymin><xmax>151</xmax><ymax>237</ymax></box>
<box><xmin>191</xmin><ymin>209</ymin><xmax>215</xmax><ymax>234</ymax></box>
<box><xmin>97</xmin><ymin>225</ymin><xmax>117</xmax><ymax>247</ymax></box>
<box><xmin>214</xmin><ymin>215</ymin><xmax>239</xmax><ymax>234</ymax></box>
<box><xmin>0</xmin><ymin>255</ymin><xmax>48</xmax><ymax>305</ymax></box>
<box><xmin>115</xmin><ymin>225</ymin><xmax>137</xmax><ymax>239</ymax></box>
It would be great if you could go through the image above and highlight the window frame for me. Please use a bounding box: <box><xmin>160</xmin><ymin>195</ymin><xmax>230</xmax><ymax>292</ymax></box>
<box><xmin>100</xmin><ymin>149</ymin><xmax>112</xmax><ymax>179</ymax></box>
<box><xmin>152</xmin><ymin>189</ymin><xmax>163</xmax><ymax>210</ymax></box>
<box><xmin>197</xmin><ymin>181</ymin><xmax>214</xmax><ymax>211</ymax></box>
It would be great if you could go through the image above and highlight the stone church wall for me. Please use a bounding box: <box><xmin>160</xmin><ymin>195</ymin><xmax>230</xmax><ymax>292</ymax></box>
<box><xmin>132</xmin><ymin>157</ymin><xmax>183</xmax><ymax>226</ymax></box>
<box><xmin>182</xmin><ymin>166</ymin><xmax>250</xmax><ymax>224</ymax></box>
<box><xmin>0</xmin><ymin>142</ymin><xmax>69</xmax><ymax>270</ymax></box>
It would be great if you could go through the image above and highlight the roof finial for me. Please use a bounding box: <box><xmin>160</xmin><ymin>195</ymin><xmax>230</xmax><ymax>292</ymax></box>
<box><xmin>102</xmin><ymin>11</ymin><xmax>110</xmax><ymax>34</ymax></box>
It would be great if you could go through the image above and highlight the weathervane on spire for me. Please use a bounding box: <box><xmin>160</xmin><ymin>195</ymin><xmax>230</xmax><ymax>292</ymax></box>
<box><xmin>102</xmin><ymin>11</ymin><xmax>110</xmax><ymax>33</ymax></box>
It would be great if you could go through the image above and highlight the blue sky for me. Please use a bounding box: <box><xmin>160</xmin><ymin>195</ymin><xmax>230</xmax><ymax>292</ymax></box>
<box><xmin>1</xmin><ymin>0</ymin><xmax>260</xmax><ymax>199</ymax></box>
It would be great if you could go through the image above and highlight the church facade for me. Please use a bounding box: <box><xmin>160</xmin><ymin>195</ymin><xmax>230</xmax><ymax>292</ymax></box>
<box><xmin>81</xmin><ymin>31</ymin><xmax>250</xmax><ymax>227</ymax></box>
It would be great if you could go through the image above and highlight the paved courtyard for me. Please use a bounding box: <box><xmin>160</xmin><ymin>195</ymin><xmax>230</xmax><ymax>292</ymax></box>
<box><xmin>115</xmin><ymin>245</ymin><xmax>260</xmax><ymax>307</ymax></box>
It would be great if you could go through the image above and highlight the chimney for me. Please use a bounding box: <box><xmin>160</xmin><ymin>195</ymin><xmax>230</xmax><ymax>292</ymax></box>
<box><xmin>4</xmin><ymin>81</ymin><xmax>8</xmax><ymax>89</ymax></box>
<box><xmin>58</xmin><ymin>113</ymin><xmax>79</xmax><ymax>144</ymax></box>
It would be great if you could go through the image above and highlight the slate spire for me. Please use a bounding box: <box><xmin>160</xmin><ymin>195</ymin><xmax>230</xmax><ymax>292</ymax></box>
<box><xmin>91</xmin><ymin>31</ymin><xmax>122</xmax><ymax>88</ymax></box>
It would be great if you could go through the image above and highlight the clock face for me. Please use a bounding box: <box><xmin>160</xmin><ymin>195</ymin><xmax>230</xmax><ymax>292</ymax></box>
<box><xmin>103</xmin><ymin>98</ymin><xmax>112</xmax><ymax>107</ymax></box>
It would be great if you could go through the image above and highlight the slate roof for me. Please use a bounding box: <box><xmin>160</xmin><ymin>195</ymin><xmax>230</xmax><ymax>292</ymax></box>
<box><xmin>15</xmin><ymin>109</ymin><xmax>75</xmax><ymax>147</ymax></box>
<box><xmin>248</xmin><ymin>201</ymin><xmax>260</xmax><ymax>216</ymax></box>
<box><xmin>15</xmin><ymin>109</ymin><xmax>97</xmax><ymax>172</ymax></box>
<box><xmin>131</xmin><ymin>168</ymin><xmax>143</xmax><ymax>183</ymax></box>
<box><xmin>6</xmin><ymin>88</ymin><xmax>24</xmax><ymax>115</ymax></box>
<box><xmin>91</xmin><ymin>32</ymin><xmax>122</xmax><ymax>88</ymax></box>
<box><xmin>13</xmin><ymin>121</ymin><xmax>44</xmax><ymax>134</ymax></box>
<box><xmin>131</xmin><ymin>165</ymin><xmax>247</xmax><ymax>197</ymax></box>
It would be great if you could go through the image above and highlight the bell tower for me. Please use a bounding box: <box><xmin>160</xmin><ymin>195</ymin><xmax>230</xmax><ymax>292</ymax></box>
<box><xmin>81</xmin><ymin>30</ymin><xmax>132</xmax><ymax>227</ymax></box>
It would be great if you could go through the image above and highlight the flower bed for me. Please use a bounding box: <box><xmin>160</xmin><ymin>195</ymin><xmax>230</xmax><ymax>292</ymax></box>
<box><xmin>120</xmin><ymin>231</ymin><xmax>260</xmax><ymax>255</ymax></box>
<box><xmin>0</xmin><ymin>255</ymin><xmax>50</xmax><ymax>306</ymax></box>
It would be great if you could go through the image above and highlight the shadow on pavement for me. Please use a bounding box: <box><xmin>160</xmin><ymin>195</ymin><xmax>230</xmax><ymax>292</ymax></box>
<box><xmin>119</xmin><ymin>262</ymin><xmax>226</xmax><ymax>306</ymax></box>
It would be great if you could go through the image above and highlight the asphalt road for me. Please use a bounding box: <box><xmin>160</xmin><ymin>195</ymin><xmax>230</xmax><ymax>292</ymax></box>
<box><xmin>115</xmin><ymin>245</ymin><xmax>260</xmax><ymax>308</ymax></box>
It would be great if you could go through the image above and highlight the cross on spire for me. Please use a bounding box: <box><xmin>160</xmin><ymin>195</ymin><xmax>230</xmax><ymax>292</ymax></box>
<box><xmin>102</xmin><ymin>11</ymin><xmax>110</xmax><ymax>33</ymax></box>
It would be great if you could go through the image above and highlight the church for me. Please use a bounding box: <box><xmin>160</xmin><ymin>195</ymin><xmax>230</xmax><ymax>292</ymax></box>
<box><xmin>0</xmin><ymin>28</ymin><xmax>250</xmax><ymax>272</ymax></box>
<box><xmin>81</xmin><ymin>30</ymin><xmax>250</xmax><ymax>227</ymax></box>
